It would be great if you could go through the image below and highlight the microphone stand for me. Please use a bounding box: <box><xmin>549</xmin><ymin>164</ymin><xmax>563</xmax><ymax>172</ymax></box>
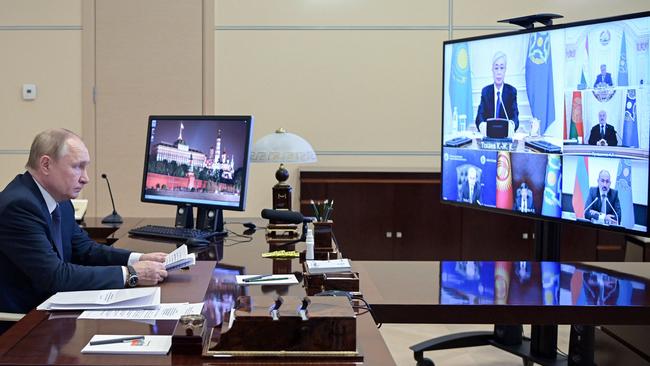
<box><xmin>101</xmin><ymin>174</ymin><xmax>123</xmax><ymax>224</ymax></box>
<box><xmin>583</xmin><ymin>196</ymin><xmax>600</xmax><ymax>220</ymax></box>
<box><xmin>604</xmin><ymin>196</ymin><xmax>619</xmax><ymax>225</ymax></box>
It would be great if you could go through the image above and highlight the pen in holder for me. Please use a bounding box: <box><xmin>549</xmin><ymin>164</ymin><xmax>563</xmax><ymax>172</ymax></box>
<box><xmin>313</xmin><ymin>221</ymin><xmax>333</xmax><ymax>250</ymax></box>
<box><xmin>310</xmin><ymin>199</ymin><xmax>335</xmax><ymax>251</ymax></box>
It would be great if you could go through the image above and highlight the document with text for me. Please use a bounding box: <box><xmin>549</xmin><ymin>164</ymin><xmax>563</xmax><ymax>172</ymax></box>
<box><xmin>37</xmin><ymin>287</ymin><xmax>160</xmax><ymax>311</ymax></box>
<box><xmin>78</xmin><ymin>302</ymin><xmax>204</xmax><ymax>320</ymax></box>
<box><xmin>164</xmin><ymin>244</ymin><xmax>196</xmax><ymax>271</ymax></box>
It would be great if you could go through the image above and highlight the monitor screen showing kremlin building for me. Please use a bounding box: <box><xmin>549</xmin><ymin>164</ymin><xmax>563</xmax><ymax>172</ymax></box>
<box><xmin>141</xmin><ymin>115</ymin><xmax>253</xmax><ymax>211</ymax></box>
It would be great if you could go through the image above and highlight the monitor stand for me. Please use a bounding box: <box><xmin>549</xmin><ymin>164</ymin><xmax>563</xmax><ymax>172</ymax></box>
<box><xmin>174</xmin><ymin>204</ymin><xmax>227</xmax><ymax>237</ymax></box>
<box><xmin>410</xmin><ymin>221</ymin><xmax>591</xmax><ymax>366</ymax></box>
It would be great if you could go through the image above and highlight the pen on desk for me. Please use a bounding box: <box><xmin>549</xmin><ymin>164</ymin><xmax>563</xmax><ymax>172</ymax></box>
<box><xmin>242</xmin><ymin>274</ymin><xmax>272</xmax><ymax>282</ymax></box>
<box><xmin>243</xmin><ymin>276</ymin><xmax>290</xmax><ymax>283</ymax></box>
<box><xmin>89</xmin><ymin>335</ymin><xmax>144</xmax><ymax>346</ymax></box>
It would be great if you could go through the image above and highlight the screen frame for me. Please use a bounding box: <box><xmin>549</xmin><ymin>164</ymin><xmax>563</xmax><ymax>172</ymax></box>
<box><xmin>439</xmin><ymin>11</ymin><xmax>650</xmax><ymax>237</ymax></box>
<box><xmin>140</xmin><ymin>115</ymin><xmax>254</xmax><ymax>212</ymax></box>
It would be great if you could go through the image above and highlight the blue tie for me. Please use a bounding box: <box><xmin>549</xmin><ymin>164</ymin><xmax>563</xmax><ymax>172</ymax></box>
<box><xmin>51</xmin><ymin>205</ymin><xmax>63</xmax><ymax>258</ymax></box>
<box><xmin>496</xmin><ymin>91</ymin><xmax>502</xmax><ymax>119</ymax></box>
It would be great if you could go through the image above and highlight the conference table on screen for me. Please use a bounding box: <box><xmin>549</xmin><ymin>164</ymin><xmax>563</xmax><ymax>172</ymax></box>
<box><xmin>0</xmin><ymin>218</ymin><xmax>393</xmax><ymax>366</ymax></box>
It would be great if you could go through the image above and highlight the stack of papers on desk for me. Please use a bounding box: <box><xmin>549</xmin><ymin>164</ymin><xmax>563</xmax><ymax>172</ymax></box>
<box><xmin>305</xmin><ymin>259</ymin><xmax>352</xmax><ymax>274</ymax></box>
<box><xmin>165</xmin><ymin>244</ymin><xmax>196</xmax><ymax>271</ymax></box>
<box><xmin>79</xmin><ymin>302</ymin><xmax>204</xmax><ymax>320</ymax></box>
<box><xmin>37</xmin><ymin>287</ymin><xmax>160</xmax><ymax>311</ymax></box>
<box><xmin>81</xmin><ymin>335</ymin><xmax>171</xmax><ymax>355</ymax></box>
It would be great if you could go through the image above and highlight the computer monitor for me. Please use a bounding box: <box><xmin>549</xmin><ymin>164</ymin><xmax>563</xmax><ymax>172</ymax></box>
<box><xmin>140</xmin><ymin>115</ymin><xmax>253</xmax><ymax>233</ymax></box>
<box><xmin>440</xmin><ymin>11</ymin><xmax>650</xmax><ymax>236</ymax></box>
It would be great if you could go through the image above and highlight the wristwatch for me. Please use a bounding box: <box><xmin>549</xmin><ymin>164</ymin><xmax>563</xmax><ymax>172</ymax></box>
<box><xmin>126</xmin><ymin>265</ymin><xmax>138</xmax><ymax>287</ymax></box>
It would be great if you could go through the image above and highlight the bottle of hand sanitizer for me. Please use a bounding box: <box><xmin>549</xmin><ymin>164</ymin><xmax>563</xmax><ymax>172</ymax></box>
<box><xmin>306</xmin><ymin>226</ymin><xmax>315</xmax><ymax>260</ymax></box>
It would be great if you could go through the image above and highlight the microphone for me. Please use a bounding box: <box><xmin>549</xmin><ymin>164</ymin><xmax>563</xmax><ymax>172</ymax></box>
<box><xmin>583</xmin><ymin>196</ymin><xmax>600</xmax><ymax>220</ymax></box>
<box><xmin>499</xmin><ymin>92</ymin><xmax>510</xmax><ymax>122</ymax></box>
<box><xmin>261</xmin><ymin>209</ymin><xmax>309</xmax><ymax>224</ymax></box>
<box><xmin>101</xmin><ymin>173</ymin><xmax>123</xmax><ymax>224</ymax></box>
<box><xmin>604</xmin><ymin>196</ymin><xmax>619</xmax><ymax>225</ymax></box>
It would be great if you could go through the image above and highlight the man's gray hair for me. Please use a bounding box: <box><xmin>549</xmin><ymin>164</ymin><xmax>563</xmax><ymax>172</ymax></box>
<box><xmin>492</xmin><ymin>51</ymin><xmax>507</xmax><ymax>66</ymax></box>
<box><xmin>26</xmin><ymin>128</ymin><xmax>80</xmax><ymax>170</ymax></box>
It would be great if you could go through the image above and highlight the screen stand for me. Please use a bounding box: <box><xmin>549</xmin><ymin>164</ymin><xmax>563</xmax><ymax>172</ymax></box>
<box><xmin>412</xmin><ymin>221</ymin><xmax>574</xmax><ymax>366</ymax></box>
<box><xmin>174</xmin><ymin>204</ymin><xmax>194</xmax><ymax>229</ymax></box>
<box><xmin>196</xmin><ymin>207</ymin><xmax>226</xmax><ymax>236</ymax></box>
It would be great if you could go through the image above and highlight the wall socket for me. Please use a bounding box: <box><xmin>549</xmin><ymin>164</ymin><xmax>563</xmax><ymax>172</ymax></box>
<box><xmin>22</xmin><ymin>84</ymin><xmax>37</xmax><ymax>100</ymax></box>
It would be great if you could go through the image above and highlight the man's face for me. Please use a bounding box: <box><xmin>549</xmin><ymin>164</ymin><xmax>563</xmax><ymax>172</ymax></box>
<box><xmin>598</xmin><ymin>171</ymin><xmax>611</xmax><ymax>195</ymax></box>
<box><xmin>600</xmin><ymin>65</ymin><xmax>607</xmax><ymax>75</ymax></box>
<box><xmin>492</xmin><ymin>57</ymin><xmax>506</xmax><ymax>87</ymax></box>
<box><xmin>467</xmin><ymin>168</ymin><xmax>477</xmax><ymax>187</ymax></box>
<box><xmin>43</xmin><ymin>137</ymin><xmax>90</xmax><ymax>202</ymax></box>
<box><xmin>599</xmin><ymin>111</ymin><xmax>607</xmax><ymax>126</ymax></box>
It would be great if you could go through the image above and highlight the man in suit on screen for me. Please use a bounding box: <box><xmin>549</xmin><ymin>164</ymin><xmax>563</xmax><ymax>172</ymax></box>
<box><xmin>593</xmin><ymin>64</ymin><xmax>613</xmax><ymax>88</ymax></box>
<box><xmin>475</xmin><ymin>51</ymin><xmax>520</xmax><ymax>132</ymax></box>
<box><xmin>588</xmin><ymin>110</ymin><xmax>618</xmax><ymax>146</ymax></box>
<box><xmin>459</xmin><ymin>166</ymin><xmax>482</xmax><ymax>205</ymax></box>
<box><xmin>0</xmin><ymin>129</ymin><xmax>169</xmax><ymax>319</ymax></box>
<box><xmin>515</xmin><ymin>182</ymin><xmax>534</xmax><ymax>213</ymax></box>
<box><xmin>584</xmin><ymin>169</ymin><xmax>621</xmax><ymax>225</ymax></box>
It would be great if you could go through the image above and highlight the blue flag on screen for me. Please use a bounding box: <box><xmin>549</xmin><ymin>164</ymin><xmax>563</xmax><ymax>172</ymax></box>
<box><xmin>449</xmin><ymin>42</ymin><xmax>473</xmax><ymax>129</ymax></box>
<box><xmin>541</xmin><ymin>155</ymin><xmax>562</xmax><ymax>218</ymax></box>
<box><xmin>616</xmin><ymin>159</ymin><xmax>635</xmax><ymax>229</ymax></box>
<box><xmin>618</xmin><ymin>32</ymin><xmax>628</xmax><ymax>87</ymax></box>
<box><xmin>622</xmin><ymin>89</ymin><xmax>639</xmax><ymax>147</ymax></box>
<box><xmin>526</xmin><ymin>32</ymin><xmax>556</xmax><ymax>135</ymax></box>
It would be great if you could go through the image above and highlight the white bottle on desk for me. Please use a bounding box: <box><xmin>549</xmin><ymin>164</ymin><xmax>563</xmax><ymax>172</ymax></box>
<box><xmin>305</xmin><ymin>227</ymin><xmax>315</xmax><ymax>260</ymax></box>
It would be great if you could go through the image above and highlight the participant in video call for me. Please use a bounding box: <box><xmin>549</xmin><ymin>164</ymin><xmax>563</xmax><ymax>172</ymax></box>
<box><xmin>593</xmin><ymin>64</ymin><xmax>613</xmax><ymax>88</ymax></box>
<box><xmin>584</xmin><ymin>169</ymin><xmax>621</xmax><ymax>225</ymax></box>
<box><xmin>459</xmin><ymin>166</ymin><xmax>482</xmax><ymax>205</ymax></box>
<box><xmin>475</xmin><ymin>51</ymin><xmax>520</xmax><ymax>132</ymax></box>
<box><xmin>515</xmin><ymin>182</ymin><xmax>534</xmax><ymax>213</ymax></box>
<box><xmin>588</xmin><ymin>110</ymin><xmax>618</xmax><ymax>146</ymax></box>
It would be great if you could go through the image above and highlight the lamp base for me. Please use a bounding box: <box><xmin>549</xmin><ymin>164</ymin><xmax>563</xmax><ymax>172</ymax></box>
<box><xmin>273</xmin><ymin>183</ymin><xmax>292</xmax><ymax>210</ymax></box>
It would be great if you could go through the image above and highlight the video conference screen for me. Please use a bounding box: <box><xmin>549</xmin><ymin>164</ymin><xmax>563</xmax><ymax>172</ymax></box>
<box><xmin>440</xmin><ymin>261</ymin><xmax>647</xmax><ymax>306</ymax></box>
<box><xmin>441</xmin><ymin>12</ymin><xmax>650</xmax><ymax>234</ymax></box>
<box><xmin>141</xmin><ymin>116</ymin><xmax>253</xmax><ymax>210</ymax></box>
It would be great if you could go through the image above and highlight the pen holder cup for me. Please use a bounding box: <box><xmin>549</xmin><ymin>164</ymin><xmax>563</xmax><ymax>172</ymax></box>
<box><xmin>313</xmin><ymin>221</ymin><xmax>333</xmax><ymax>250</ymax></box>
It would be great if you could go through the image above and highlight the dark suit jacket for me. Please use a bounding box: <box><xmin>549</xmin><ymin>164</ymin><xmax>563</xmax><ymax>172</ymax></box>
<box><xmin>0</xmin><ymin>172</ymin><xmax>131</xmax><ymax>313</ymax></box>
<box><xmin>515</xmin><ymin>189</ymin><xmax>534</xmax><ymax>213</ymax></box>
<box><xmin>594</xmin><ymin>72</ymin><xmax>613</xmax><ymax>87</ymax></box>
<box><xmin>588</xmin><ymin>123</ymin><xmax>617</xmax><ymax>146</ymax></box>
<box><xmin>584</xmin><ymin>187</ymin><xmax>621</xmax><ymax>223</ymax></box>
<box><xmin>475</xmin><ymin>83</ymin><xmax>519</xmax><ymax>131</ymax></box>
<box><xmin>459</xmin><ymin>180</ymin><xmax>482</xmax><ymax>205</ymax></box>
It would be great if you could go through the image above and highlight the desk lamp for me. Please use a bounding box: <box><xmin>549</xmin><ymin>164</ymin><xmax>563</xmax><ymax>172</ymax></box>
<box><xmin>250</xmin><ymin>128</ymin><xmax>317</xmax><ymax>210</ymax></box>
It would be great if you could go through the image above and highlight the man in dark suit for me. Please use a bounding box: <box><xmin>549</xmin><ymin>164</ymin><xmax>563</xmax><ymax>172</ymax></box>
<box><xmin>475</xmin><ymin>51</ymin><xmax>520</xmax><ymax>132</ymax></box>
<box><xmin>459</xmin><ymin>166</ymin><xmax>482</xmax><ymax>205</ymax></box>
<box><xmin>0</xmin><ymin>129</ymin><xmax>169</xmax><ymax>316</ymax></box>
<box><xmin>515</xmin><ymin>182</ymin><xmax>534</xmax><ymax>213</ymax></box>
<box><xmin>588</xmin><ymin>110</ymin><xmax>618</xmax><ymax>146</ymax></box>
<box><xmin>593</xmin><ymin>64</ymin><xmax>613</xmax><ymax>88</ymax></box>
<box><xmin>584</xmin><ymin>169</ymin><xmax>621</xmax><ymax>225</ymax></box>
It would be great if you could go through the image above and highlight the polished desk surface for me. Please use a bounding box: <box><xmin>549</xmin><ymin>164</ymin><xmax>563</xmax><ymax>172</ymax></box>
<box><xmin>0</xmin><ymin>218</ymin><xmax>394</xmax><ymax>366</ymax></box>
<box><xmin>354</xmin><ymin>261</ymin><xmax>650</xmax><ymax>325</ymax></box>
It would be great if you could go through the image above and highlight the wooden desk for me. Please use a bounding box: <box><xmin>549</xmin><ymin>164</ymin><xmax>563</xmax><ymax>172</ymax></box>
<box><xmin>0</xmin><ymin>218</ymin><xmax>393</xmax><ymax>365</ymax></box>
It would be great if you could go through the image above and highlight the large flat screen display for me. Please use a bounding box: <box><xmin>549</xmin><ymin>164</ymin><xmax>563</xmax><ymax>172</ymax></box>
<box><xmin>441</xmin><ymin>12</ymin><xmax>650</xmax><ymax>234</ymax></box>
<box><xmin>141</xmin><ymin>115</ymin><xmax>253</xmax><ymax>210</ymax></box>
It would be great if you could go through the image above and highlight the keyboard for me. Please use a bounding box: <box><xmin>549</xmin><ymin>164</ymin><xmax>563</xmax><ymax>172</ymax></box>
<box><xmin>525</xmin><ymin>140</ymin><xmax>561</xmax><ymax>153</ymax></box>
<box><xmin>128</xmin><ymin>225</ymin><xmax>225</xmax><ymax>241</ymax></box>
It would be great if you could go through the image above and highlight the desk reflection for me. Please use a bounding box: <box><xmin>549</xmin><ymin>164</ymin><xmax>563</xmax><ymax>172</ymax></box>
<box><xmin>440</xmin><ymin>261</ymin><xmax>647</xmax><ymax>306</ymax></box>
